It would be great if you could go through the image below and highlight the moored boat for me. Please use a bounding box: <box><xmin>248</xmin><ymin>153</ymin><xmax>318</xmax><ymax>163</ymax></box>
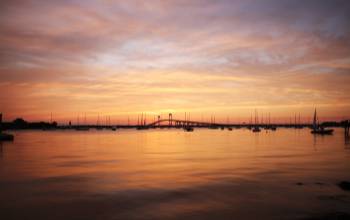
<box><xmin>0</xmin><ymin>133</ymin><xmax>14</xmax><ymax>141</ymax></box>
<box><xmin>75</xmin><ymin>126</ymin><xmax>90</xmax><ymax>131</ymax></box>
<box><xmin>311</xmin><ymin>109</ymin><xmax>333</xmax><ymax>135</ymax></box>
<box><xmin>311</xmin><ymin>127</ymin><xmax>333</xmax><ymax>135</ymax></box>
<box><xmin>0</xmin><ymin>113</ymin><xmax>14</xmax><ymax>141</ymax></box>
<box><xmin>184</xmin><ymin>126</ymin><xmax>194</xmax><ymax>132</ymax></box>
<box><xmin>252</xmin><ymin>109</ymin><xmax>261</xmax><ymax>132</ymax></box>
<box><xmin>252</xmin><ymin>126</ymin><xmax>261</xmax><ymax>132</ymax></box>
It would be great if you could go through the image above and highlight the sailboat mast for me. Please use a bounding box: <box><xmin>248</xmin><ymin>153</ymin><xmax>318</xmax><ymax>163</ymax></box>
<box><xmin>250</xmin><ymin>112</ymin><xmax>252</xmax><ymax>125</ymax></box>
<box><xmin>255</xmin><ymin>109</ymin><xmax>257</xmax><ymax>125</ymax></box>
<box><xmin>313</xmin><ymin>109</ymin><xmax>317</xmax><ymax>130</ymax></box>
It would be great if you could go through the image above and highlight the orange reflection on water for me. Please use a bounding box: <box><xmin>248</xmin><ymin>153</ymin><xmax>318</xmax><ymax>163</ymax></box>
<box><xmin>0</xmin><ymin>128</ymin><xmax>349</xmax><ymax>220</ymax></box>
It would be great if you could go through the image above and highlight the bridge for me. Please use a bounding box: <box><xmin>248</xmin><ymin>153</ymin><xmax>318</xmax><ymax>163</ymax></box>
<box><xmin>140</xmin><ymin>117</ymin><xmax>311</xmax><ymax>129</ymax></box>
<box><xmin>147</xmin><ymin>118</ymin><xmax>218</xmax><ymax>127</ymax></box>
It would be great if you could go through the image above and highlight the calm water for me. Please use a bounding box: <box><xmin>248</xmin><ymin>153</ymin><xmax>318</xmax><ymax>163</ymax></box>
<box><xmin>1</xmin><ymin>128</ymin><xmax>350</xmax><ymax>220</ymax></box>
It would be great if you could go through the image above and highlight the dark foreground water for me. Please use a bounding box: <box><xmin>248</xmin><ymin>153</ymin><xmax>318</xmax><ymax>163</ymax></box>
<box><xmin>1</xmin><ymin>128</ymin><xmax>350</xmax><ymax>220</ymax></box>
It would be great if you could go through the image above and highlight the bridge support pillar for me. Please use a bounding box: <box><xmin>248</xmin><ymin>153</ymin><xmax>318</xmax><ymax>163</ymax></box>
<box><xmin>169</xmin><ymin>113</ymin><xmax>172</xmax><ymax>127</ymax></box>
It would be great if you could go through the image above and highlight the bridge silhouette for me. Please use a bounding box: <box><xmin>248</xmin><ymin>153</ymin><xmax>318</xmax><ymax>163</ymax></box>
<box><xmin>61</xmin><ymin>118</ymin><xmax>312</xmax><ymax>130</ymax></box>
<box><xmin>147</xmin><ymin>118</ymin><xmax>217</xmax><ymax>127</ymax></box>
<box><xmin>137</xmin><ymin>117</ymin><xmax>310</xmax><ymax>129</ymax></box>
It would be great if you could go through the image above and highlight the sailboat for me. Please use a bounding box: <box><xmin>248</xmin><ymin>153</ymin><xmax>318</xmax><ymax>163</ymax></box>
<box><xmin>0</xmin><ymin>113</ymin><xmax>14</xmax><ymax>141</ymax></box>
<box><xmin>269</xmin><ymin>113</ymin><xmax>277</xmax><ymax>131</ymax></box>
<box><xmin>75</xmin><ymin>113</ymin><xmax>90</xmax><ymax>131</ymax></box>
<box><xmin>96</xmin><ymin>114</ymin><xmax>103</xmax><ymax>130</ymax></box>
<box><xmin>311</xmin><ymin>109</ymin><xmax>333</xmax><ymax>135</ymax></box>
<box><xmin>184</xmin><ymin>126</ymin><xmax>194</xmax><ymax>132</ymax></box>
<box><xmin>252</xmin><ymin>109</ymin><xmax>261</xmax><ymax>132</ymax></box>
<box><xmin>76</xmin><ymin>113</ymin><xmax>89</xmax><ymax>131</ymax></box>
<box><xmin>183</xmin><ymin>112</ymin><xmax>194</xmax><ymax>132</ymax></box>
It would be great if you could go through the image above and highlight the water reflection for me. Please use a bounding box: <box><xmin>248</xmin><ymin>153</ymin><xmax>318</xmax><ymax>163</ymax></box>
<box><xmin>312</xmin><ymin>134</ymin><xmax>318</xmax><ymax>151</ymax></box>
<box><xmin>0</xmin><ymin>128</ymin><xmax>349</xmax><ymax>220</ymax></box>
<box><xmin>345</xmin><ymin>134</ymin><xmax>350</xmax><ymax>148</ymax></box>
<box><xmin>0</xmin><ymin>142</ymin><xmax>3</xmax><ymax>158</ymax></box>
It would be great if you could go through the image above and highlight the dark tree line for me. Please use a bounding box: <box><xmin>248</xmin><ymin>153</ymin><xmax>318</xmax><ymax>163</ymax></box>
<box><xmin>1</xmin><ymin>118</ymin><xmax>57</xmax><ymax>130</ymax></box>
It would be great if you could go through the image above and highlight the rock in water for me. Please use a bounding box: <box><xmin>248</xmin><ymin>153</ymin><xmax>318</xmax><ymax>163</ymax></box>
<box><xmin>338</xmin><ymin>181</ymin><xmax>350</xmax><ymax>191</ymax></box>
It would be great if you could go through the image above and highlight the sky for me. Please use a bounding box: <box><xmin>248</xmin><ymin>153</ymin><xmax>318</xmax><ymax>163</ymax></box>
<box><xmin>1</xmin><ymin>0</ymin><xmax>350</xmax><ymax>123</ymax></box>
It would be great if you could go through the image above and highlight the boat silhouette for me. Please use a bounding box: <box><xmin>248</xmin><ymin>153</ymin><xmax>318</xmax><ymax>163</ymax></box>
<box><xmin>75</xmin><ymin>127</ymin><xmax>89</xmax><ymax>131</ymax></box>
<box><xmin>0</xmin><ymin>133</ymin><xmax>14</xmax><ymax>141</ymax></box>
<box><xmin>252</xmin><ymin>109</ymin><xmax>261</xmax><ymax>132</ymax></box>
<box><xmin>184</xmin><ymin>126</ymin><xmax>194</xmax><ymax>132</ymax></box>
<box><xmin>0</xmin><ymin>113</ymin><xmax>14</xmax><ymax>141</ymax></box>
<box><xmin>311</xmin><ymin>109</ymin><xmax>333</xmax><ymax>135</ymax></box>
<box><xmin>252</xmin><ymin>127</ymin><xmax>261</xmax><ymax>132</ymax></box>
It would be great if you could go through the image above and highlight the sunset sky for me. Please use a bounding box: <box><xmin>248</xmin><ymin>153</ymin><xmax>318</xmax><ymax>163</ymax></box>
<box><xmin>1</xmin><ymin>0</ymin><xmax>350</xmax><ymax>123</ymax></box>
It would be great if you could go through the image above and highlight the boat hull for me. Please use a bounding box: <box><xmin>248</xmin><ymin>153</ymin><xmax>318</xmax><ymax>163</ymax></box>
<box><xmin>311</xmin><ymin>129</ymin><xmax>334</xmax><ymax>135</ymax></box>
<box><xmin>184</xmin><ymin>127</ymin><xmax>194</xmax><ymax>132</ymax></box>
<box><xmin>252</xmin><ymin>126</ymin><xmax>261</xmax><ymax>132</ymax></box>
<box><xmin>0</xmin><ymin>133</ymin><xmax>14</xmax><ymax>141</ymax></box>
<box><xmin>75</xmin><ymin>127</ymin><xmax>90</xmax><ymax>131</ymax></box>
